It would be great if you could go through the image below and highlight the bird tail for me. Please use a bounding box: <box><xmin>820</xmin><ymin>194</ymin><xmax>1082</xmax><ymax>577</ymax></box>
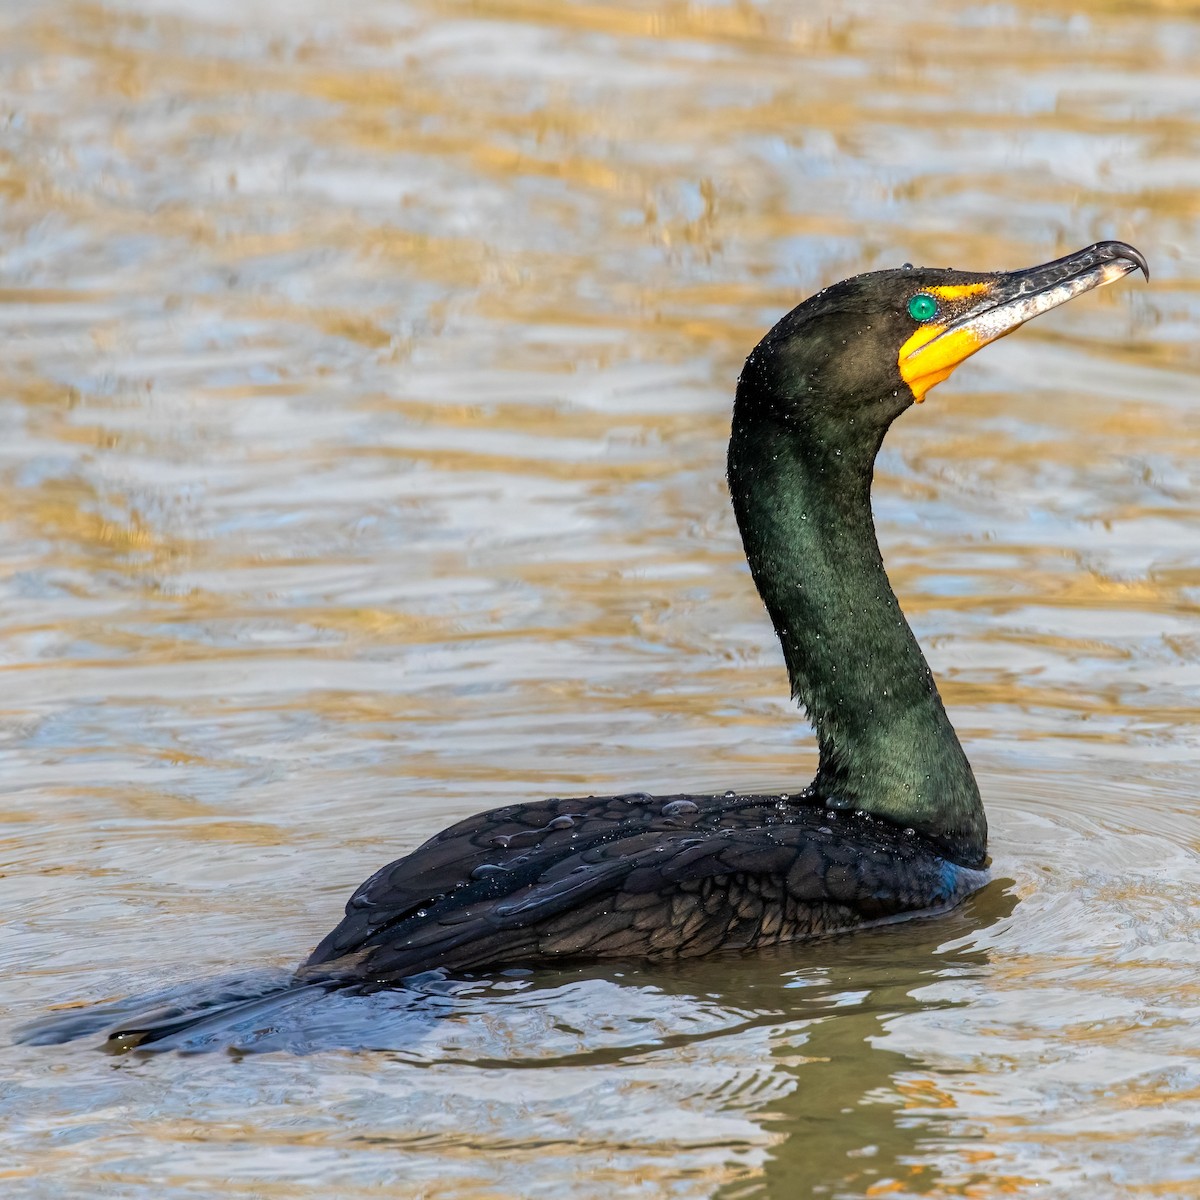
<box><xmin>104</xmin><ymin>980</ymin><xmax>332</xmax><ymax>1051</ymax></box>
<box><xmin>15</xmin><ymin>970</ymin><xmax>332</xmax><ymax>1052</ymax></box>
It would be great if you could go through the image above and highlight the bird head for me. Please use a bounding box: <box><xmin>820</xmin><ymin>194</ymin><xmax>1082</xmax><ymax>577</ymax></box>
<box><xmin>738</xmin><ymin>240</ymin><xmax>1147</xmax><ymax>450</ymax></box>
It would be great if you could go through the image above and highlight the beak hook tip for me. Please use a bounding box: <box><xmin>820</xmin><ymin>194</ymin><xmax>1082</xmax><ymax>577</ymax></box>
<box><xmin>1109</xmin><ymin>240</ymin><xmax>1150</xmax><ymax>283</ymax></box>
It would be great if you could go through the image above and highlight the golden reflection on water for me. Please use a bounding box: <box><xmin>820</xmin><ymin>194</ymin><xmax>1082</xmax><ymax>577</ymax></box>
<box><xmin>2</xmin><ymin>0</ymin><xmax>1200</xmax><ymax>1196</ymax></box>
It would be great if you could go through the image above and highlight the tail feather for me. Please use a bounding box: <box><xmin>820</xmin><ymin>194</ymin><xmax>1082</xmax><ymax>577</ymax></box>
<box><xmin>14</xmin><ymin>970</ymin><xmax>328</xmax><ymax>1052</ymax></box>
<box><xmin>106</xmin><ymin>981</ymin><xmax>332</xmax><ymax>1051</ymax></box>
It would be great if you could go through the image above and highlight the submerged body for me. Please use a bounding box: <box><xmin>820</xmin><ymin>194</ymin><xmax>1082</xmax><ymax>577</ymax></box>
<box><xmin>44</xmin><ymin>240</ymin><xmax>1144</xmax><ymax>1048</ymax></box>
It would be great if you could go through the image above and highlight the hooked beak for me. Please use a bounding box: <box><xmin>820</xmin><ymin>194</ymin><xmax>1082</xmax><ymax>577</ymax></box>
<box><xmin>899</xmin><ymin>240</ymin><xmax>1149</xmax><ymax>402</ymax></box>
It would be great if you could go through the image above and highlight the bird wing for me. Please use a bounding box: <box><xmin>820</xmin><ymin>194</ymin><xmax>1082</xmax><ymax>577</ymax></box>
<box><xmin>304</xmin><ymin>793</ymin><xmax>672</xmax><ymax>967</ymax></box>
<box><xmin>303</xmin><ymin>797</ymin><xmax>961</xmax><ymax>982</ymax></box>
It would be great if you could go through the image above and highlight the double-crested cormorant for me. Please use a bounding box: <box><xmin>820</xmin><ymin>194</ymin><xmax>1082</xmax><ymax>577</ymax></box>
<box><xmin>108</xmin><ymin>240</ymin><xmax>1146</xmax><ymax>1048</ymax></box>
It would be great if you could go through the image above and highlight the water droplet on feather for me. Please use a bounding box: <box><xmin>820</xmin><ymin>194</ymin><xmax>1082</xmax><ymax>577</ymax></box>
<box><xmin>661</xmin><ymin>799</ymin><xmax>698</xmax><ymax>817</ymax></box>
<box><xmin>470</xmin><ymin>864</ymin><xmax>508</xmax><ymax>879</ymax></box>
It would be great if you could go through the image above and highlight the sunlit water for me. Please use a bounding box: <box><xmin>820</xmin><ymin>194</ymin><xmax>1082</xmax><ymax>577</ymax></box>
<box><xmin>1</xmin><ymin>0</ymin><xmax>1198</xmax><ymax>1195</ymax></box>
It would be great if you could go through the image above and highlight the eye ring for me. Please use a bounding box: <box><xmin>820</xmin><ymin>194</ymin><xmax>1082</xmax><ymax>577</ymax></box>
<box><xmin>907</xmin><ymin>293</ymin><xmax>939</xmax><ymax>321</ymax></box>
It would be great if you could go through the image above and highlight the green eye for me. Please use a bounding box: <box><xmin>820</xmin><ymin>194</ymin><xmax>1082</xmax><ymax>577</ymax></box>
<box><xmin>907</xmin><ymin>294</ymin><xmax>938</xmax><ymax>321</ymax></box>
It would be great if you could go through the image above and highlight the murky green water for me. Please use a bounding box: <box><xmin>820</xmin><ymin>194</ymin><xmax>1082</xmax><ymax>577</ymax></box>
<box><xmin>1</xmin><ymin>0</ymin><xmax>1198</xmax><ymax>1195</ymax></box>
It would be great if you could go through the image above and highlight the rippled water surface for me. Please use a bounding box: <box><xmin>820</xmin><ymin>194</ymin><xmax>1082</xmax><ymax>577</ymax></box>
<box><xmin>2</xmin><ymin>1</ymin><xmax>1199</xmax><ymax>1195</ymax></box>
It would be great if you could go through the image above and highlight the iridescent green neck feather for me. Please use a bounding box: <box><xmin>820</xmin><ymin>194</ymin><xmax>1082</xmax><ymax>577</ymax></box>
<box><xmin>728</xmin><ymin>295</ymin><xmax>987</xmax><ymax>866</ymax></box>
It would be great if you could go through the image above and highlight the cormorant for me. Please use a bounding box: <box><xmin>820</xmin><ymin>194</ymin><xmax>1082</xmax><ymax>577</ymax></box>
<box><xmin>107</xmin><ymin>240</ymin><xmax>1148</xmax><ymax>1048</ymax></box>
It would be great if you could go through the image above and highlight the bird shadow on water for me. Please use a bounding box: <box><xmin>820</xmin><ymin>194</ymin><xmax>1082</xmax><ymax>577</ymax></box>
<box><xmin>711</xmin><ymin>879</ymin><xmax>1020</xmax><ymax>1198</ymax></box>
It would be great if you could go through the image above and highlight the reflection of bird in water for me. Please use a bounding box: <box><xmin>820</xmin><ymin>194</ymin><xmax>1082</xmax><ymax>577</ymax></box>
<box><xmin>75</xmin><ymin>241</ymin><xmax>1149</xmax><ymax>1050</ymax></box>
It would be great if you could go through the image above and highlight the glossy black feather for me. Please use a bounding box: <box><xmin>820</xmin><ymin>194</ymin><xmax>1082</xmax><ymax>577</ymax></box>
<box><xmin>302</xmin><ymin>792</ymin><xmax>982</xmax><ymax>983</ymax></box>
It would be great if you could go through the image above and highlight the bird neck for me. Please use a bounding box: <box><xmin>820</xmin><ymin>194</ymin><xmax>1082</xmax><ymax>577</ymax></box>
<box><xmin>727</xmin><ymin>400</ymin><xmax>986</xmax><ymax>866</ymax></box>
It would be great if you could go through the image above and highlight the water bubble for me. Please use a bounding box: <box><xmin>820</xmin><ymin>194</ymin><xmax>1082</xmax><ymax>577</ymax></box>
<box><xmin>723</xmin><ymin>790</ymin><xmax>736</xmax><ymax>800</ymax></box>
<box><xmin>492</xmin><ymin>835</ymin><xmax>513</xmax><ymax>848</ymax></box>
<box><xmin>416</xmin><ymin>909</ymin><xmax>428</xmax><ymax>918</ymax></box>
<box><xmin>901</xmin><ymin>262</ymin><xmax>913</xmax><ymax>270</ymax></box>
<box><xmin>547</xmin><ymin>815</ymin><xmax>575</xmax><ymax>831</ymax></box>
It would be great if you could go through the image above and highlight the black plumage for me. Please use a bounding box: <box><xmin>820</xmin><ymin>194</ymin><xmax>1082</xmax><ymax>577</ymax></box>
<box><xmin>301</xmin><ymin>792</ymin><xmax>979</xmax><ymax>983</ymax></box>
